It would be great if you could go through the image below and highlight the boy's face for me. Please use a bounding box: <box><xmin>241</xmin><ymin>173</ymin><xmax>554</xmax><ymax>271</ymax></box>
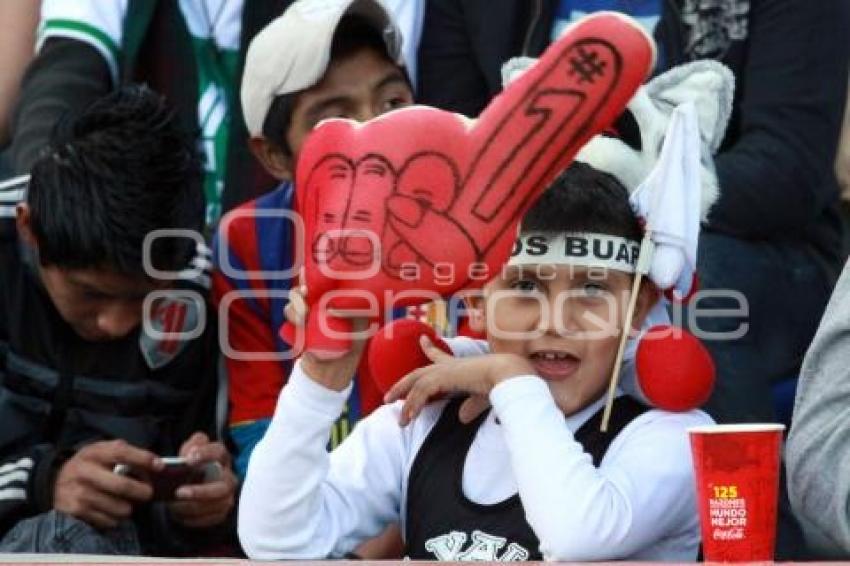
<box><xmin>39</xmin><ymin>266</ymin><xmax>161</xmax><ymax>342</ymax></box>
<box><xmin>471</xmin><ymin>264</ymin><xmax>655</xmax><ymax>416</ymax></box>
<box><xmin>16</xmin><ymin>202</ymin><xmax>159</xmax><ymax>342</ymax></box>
<box><xmin>253</xmin><ymin>45</ymin><xmax>413</xmax><ymax>180</ymax></box>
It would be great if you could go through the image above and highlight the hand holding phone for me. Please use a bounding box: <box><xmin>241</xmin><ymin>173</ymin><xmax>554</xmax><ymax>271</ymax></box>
<box><xmin>55</xmin><ymin>440</ymin><xmax>160</xmax><ymax>530</ymax></box>
<box><xmin>166</xmin><ymin>432</ymin><xmax>238</xmax><ymax>529</ymax></box>
<box><xmin>114</xmin><ymin>457</ymin><xmax>222</xmax><ymax>501</ymax></box>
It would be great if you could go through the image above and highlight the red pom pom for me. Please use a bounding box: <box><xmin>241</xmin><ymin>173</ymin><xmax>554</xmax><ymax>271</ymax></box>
<box><xmin>366</xmin><ymin>319</ymin><xmax>452</xmax><ymax>394</ymax></box>
<box><xmin>635</xmin><ymin>325</ymin><xmax>715</xmax><ymax>412</ymax></box>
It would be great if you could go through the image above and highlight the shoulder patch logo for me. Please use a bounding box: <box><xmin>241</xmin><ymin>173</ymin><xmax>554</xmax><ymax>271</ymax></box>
<box><xmin>139</xmin><ymin>294</ymin><xmax>204</xmax><ymax>369</ymax></box>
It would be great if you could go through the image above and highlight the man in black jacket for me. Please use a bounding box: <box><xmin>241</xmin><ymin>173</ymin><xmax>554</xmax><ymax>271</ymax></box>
<box><xmin>0</xmin><ymin>86</ymin><xmax>236</xmax><ymax>555</ymax></box>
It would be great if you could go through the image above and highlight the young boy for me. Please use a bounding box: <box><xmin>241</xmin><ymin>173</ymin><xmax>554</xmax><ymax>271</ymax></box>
<box><xmin>212</xmin><ymin>0</ymin><xmax>415</xmax><ymax>479</ymax></box>
<box><xmin>237</xmin><ymin>162</ymin><xmax>713</xmax><ymax>561</ymax></box>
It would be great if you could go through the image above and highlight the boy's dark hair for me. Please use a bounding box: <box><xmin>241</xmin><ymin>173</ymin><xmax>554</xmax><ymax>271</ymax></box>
<box><xmin>261</xmin><ymin>13</ymin><xmax>405</xmax><ymax>153</ymax></box>
<box><xmin>522</xmin><ymin>162</ymin><xmax>643</xmax><ymax>241</ymax></box>
<box><xmin>27</xmin><ymin>84</ymin><xmax>204</xmax><ymax>275</ymax></box>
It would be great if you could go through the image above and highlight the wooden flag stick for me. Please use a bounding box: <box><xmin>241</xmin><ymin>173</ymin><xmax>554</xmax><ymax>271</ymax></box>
<box><xmin>600</xmin><ymin>232</ymin><xmax>654</xmax><ymax>432</ymax></box>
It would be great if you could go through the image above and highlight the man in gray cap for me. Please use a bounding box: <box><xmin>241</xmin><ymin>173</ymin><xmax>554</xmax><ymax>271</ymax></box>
<box><xmin>241</xmin><ymin>0</ymin><xmax>413</xmax><ymax>182</ymax></box>
<box><xmin>212</xmin><ymin>0</ymin><xmax>413</xmax><ymax>515</ymax></box>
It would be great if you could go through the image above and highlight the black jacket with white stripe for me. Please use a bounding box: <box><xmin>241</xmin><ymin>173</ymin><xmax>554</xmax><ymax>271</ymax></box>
<box><xmin>0</xmin><ymin>178</ymin><xmax>221</xmax><ymax>551</ymax></box>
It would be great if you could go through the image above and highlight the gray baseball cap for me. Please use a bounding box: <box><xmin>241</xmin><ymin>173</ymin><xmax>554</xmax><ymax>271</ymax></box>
<box><xmin>241</xmin><ymin>0</ymin><xmax>404</xmax><ymax>137</ymax></box>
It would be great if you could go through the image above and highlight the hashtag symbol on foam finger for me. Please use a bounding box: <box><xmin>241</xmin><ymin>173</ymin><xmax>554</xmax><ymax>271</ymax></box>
<box><xmin>569</xmin><ymin>45</ymin><xmax>608</xmax><ymax>84</ymax></box>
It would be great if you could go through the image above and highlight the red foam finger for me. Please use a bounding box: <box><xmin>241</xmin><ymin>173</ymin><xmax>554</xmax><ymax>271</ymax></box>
<box><xmin>385</xmin><ymin>196</ymin><xmax>479</xmax><ymax>272</ymax></box>
<box><xmin>301</xmin><ymin>155</ymin><xmax>355</xmax><ymax>281</ymax></box>
<box><xmin>455</xmin><ymin>14</ymin><xmax>655</xmax><ymax>253</ymax></box>
<box><xmin>290</xmin><ymin>13</ymin><xmax>655</xmax><ymax>354</ymax></box>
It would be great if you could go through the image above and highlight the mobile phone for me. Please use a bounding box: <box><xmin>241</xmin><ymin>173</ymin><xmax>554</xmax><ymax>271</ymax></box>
<box><xmin>113</xmin><ymin>457</ymin><xmax>222</xmax><ymax>501</ymax></box>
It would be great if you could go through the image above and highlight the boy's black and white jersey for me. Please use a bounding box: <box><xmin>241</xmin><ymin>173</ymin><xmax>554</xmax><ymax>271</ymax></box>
<box><xmin>405</xmin><ymin>396</ymin><xmax>543</xmax><ymax>561</ymax></box>
<box><xmin>404</xmin><ymin>395</ymin><xmax>649</xmax><ymax>561</ymax></box>
<box><xmin>238</xmin><ymin>337</ymin><xmax>715</xmax><ymax>562</ymax></box>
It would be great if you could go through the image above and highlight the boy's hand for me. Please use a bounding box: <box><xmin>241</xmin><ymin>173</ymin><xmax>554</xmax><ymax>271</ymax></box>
<box><xmin>286</xmin><ymin>285</ymin><xmax>369</xmax><ymax>392</ymax></box>
<box><xmin>168</xmin><ymin>432</ymin><xmax>237</xmax><ymax>529</ymax></box>
<box><xmin>385</xmin><ymin>336</ymin><xmax>535</xmax><ymax>426</ymax></box>
<box><xmin>54</xmin><ymin>440</ymin><xmax>160</xmax><ymax>529</ymax></box>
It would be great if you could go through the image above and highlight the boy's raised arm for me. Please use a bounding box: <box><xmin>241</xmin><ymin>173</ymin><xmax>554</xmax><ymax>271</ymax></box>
<box><xmin>237</xmin><ymin>359</ymin><xmax>407</xmax><ymax>559</ymax></box>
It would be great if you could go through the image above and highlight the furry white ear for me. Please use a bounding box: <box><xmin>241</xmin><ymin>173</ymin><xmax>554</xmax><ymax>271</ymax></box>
<box><xmin>645</xmin><ymin>60</ymin><xmax>734</xmax><ymax>154</ymax></box>
<box><xmin>500</xmin><ymin>57</ymin><xmax>731</xmax><ymax>221</ymax></box>
<box><xmin>503</xmin><ymin>57</ymin><xmax>734</xmax><ymax>154</ymax></box>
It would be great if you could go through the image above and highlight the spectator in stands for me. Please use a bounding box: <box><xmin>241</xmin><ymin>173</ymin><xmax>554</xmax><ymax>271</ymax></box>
<box><xmin>9</xmin><ymin>0</ymin><xmax>423</xmax><ymax>227</ymax></box>
<box><xmin>11</xmin><ymin>0</ymin><xmax>282</xmax><ymax>227</ymax></box>
<box><xmin>790</xmin><ymin>84</ymin><xmax>850</xmax><ymax>550</ymax></box>
<box><xmin>788</xmin><ymin>258</ymin><xmax>850</xmax><ymax>557</ymax></box>
<box><xmin>212</xmin><ymin>0</ymin><xmax>415</xmax><ymax>557</ymax></box>
<box><xmin>0</xmin><ymin>85</ymin><xmax>236</xmax><ymax>556</ymax></box>
<box><xmin>213</xmin><ymin>0</ymin><xmax>413</xmax><ymax>482</ymax></box>
<box><xmin>0</xmin><ymin>0</ymin><xmax>38</xmax><ymax>150</ymax></box>
<box><xmin>0</xmin><ymin>0</ymin><xmax>39</xmax><ymax>180</ymax></box>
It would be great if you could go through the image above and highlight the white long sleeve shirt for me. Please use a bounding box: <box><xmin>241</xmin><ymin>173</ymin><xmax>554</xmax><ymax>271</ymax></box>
<box><xmin>238</xmin><ymin>338</ymin><xmax>712</xmax><ymax>561</ymax></box>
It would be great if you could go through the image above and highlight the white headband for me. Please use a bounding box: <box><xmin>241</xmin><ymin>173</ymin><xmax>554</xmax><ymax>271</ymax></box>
<box><xmin>509</xmin><ymin>232</ymin><xmax>641</xmax><ymax>273</ymax></box>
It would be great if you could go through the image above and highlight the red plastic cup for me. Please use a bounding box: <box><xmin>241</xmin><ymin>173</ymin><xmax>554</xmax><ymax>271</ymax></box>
<box><xmin>688</xmin><ymin>424</ymin><xmax>785</xmax><ymax>562</ymax></box>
